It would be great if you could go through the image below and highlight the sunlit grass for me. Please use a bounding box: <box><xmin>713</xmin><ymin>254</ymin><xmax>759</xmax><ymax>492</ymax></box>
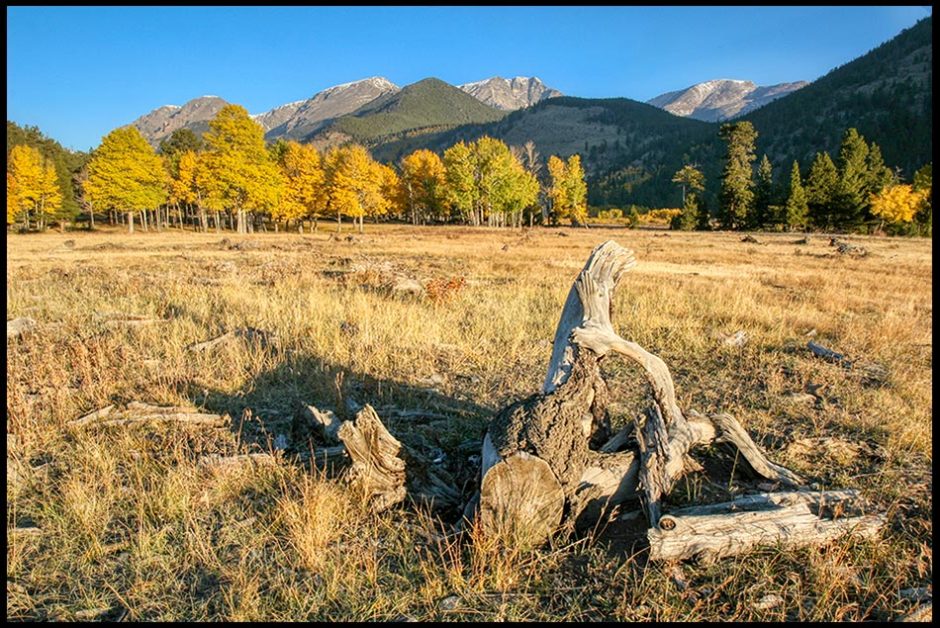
<box><xmin>5</xmin><ymin>224</ymin><xmax>931</xmax><ymax>620</ymax></box>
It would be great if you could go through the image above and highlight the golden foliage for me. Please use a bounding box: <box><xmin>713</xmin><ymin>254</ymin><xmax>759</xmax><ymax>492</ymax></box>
<box><xmin>870</xmin><ymin>184</ymin><xmax>925</xmax><ymax>224</ymax></box>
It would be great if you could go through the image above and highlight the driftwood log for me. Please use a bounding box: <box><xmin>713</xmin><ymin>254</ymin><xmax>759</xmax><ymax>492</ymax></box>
<box><xmin>474</xmin><ymin>240</ymin><xmax>883</xmax><ymax>553</ymax></box>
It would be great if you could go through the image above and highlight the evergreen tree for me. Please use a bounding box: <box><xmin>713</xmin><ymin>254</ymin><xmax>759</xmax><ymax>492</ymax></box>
<box><xmin>671</xmin><ymin>164</ymin><xmax>705</xmax><ymax>231</ymax></box>
<box><xmin>159</xmin><ymin>128</ymin><xmax>203</xmax><ymax>172</ymax></box>
<box><xmin>784</xmin><ymin>161</ymin><xmax>809</xmax><ymax>231</ymax></box>
<box><xmin>806</xmin><ymin>152</ymin><xmax>839</xmax><ymax>230</ymax></box>
<box><xmin>865</xmin><ymin>142</ymin><xmax>895</xmax><ymax>198</ymax></box>
<box><xmin>752</xmin><ymin>154</ymin><xmax>775</xmax><ymax>229</ymax></box>
<box><xmin>832</xmin><ymin>128</ymin><xmax>871</xmax><ymax>229</ymax></box>
<box><xmin>912</xmin><ymin>163</ymin><xmax>931</xmax><ymax>235</ymax></box>
<box><xmin>718</xmin><ymin>121</ymin><xmax>758</xmax><ymax>229</ymax></box>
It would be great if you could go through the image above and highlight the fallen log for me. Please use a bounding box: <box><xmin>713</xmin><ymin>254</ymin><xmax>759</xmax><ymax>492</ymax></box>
<box><xmin>829</xmin><ymin>237</ymin><xmax>868</xmax><ymax>257</ymax></box>
<box><xmin>186</xmin><ymin>327</ymin><xmax>279</xmax><ymax>352</ymax></box>
<box><xmin>68</xmin><ymin>405</ymin><xmax>116</xmax><ymax>427</ymax></box>
<box><xmin>648</xmin><ymin>489</ymin><xmax>886</xmax><ymax>563</ymax></box>
<box><xmin>68</xmin><ymin>402</ymin><xmax>229</xmax><ymax>429</ymax></box>
<box><xmin>93</xmin><ymin>413</ymin><xmax>229</xmax><ymax>428</ymax></box>
<box><xmin>807</xmin><ymin>341</ymin><xmax>889</xmax><ymax>385</ymax></box>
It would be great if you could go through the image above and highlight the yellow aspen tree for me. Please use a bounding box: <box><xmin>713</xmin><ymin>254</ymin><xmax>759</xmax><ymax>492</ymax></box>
<box><xmin>870</xmin><ymin>184</ymin><xmax>923</xmax><ymax>225</ymax></box>
<box><xmin>373</xmin><ymin>162</ymin><xmax>398</xmax><ymax>225</ymax></box>
<box><xmin>7</xmin><ymin>145</ymin><xmax>42</xmax><ymax>229</ymax></box>
<box><xmin>36</xmin><ymin>157</ymin><xmax>63</xmax><ymax>231</ymax></box>
<box><xmin>443</xmin><ymin>141</ymin><xmax>477</xmax><ymax>225</ymax></box>
<box><xmin>399</xmin><ymin>149</ymin><xmax>447</xmax><ymax>224</ymax></box>
<box><xmin>7</xmin><ymin>172</ymin><xmax>20</xmax><ymax>225</ymax></box>
<box><xmin>84</xmin><ymin>126</ymin><xmax>167</xmax><ymax>233</ymax></box>
<box><xmin>201</xmin><ymin>104</ymin><xmax>282</xmax><ymax>234</ymax></box>
<box><xmin>277</xmin><ymin>141</ymin><xmax>325</xmax><ymax>231</ymax></box>
<box><xmin>564</xmin><ymin>154</ymin><xmax>588</xmax><ymax>225</ymax></box>
<box><xmin>546</xmin><ymin>155</ymin><xmax>567</xmax><ymax>224</ymax></box>
<box><xmin>324</xmin><ymin>145</ymin><xmax>384</xmax><ymax>233</ymax></box>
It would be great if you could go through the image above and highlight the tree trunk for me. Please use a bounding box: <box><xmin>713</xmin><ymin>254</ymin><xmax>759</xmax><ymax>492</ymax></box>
<box><xmin>127</xmin><ymin>211</ymin><xmax>134</xmax><ymax>234</ymax></box>
<box><xmin>89</xmin><ymin>202</ymin><xmax>95</xmax><ymax>230</ymax></box>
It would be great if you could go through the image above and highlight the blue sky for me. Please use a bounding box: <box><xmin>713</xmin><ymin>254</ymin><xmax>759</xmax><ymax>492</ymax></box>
<box><xmin>6</xmin><ymin>6</ymin><xmax>931</xmax><ymax>151</ymax></box>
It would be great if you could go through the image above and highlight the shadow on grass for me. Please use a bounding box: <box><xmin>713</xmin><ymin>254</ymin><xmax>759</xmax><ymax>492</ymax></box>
<box><xmin>177</xmin><ymin>348</ymin><xmax>495</xmax><ymax>518</ymax></box>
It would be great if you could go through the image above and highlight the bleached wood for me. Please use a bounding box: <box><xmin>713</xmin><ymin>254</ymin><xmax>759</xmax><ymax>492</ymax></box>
<box><xmin>648</xmin><ymin>489</ymin><xmax>884</xmax><ymax>562</ymax></box>
<box><xmin>6</xmin><ymin>317</ymin><xmax>37</xmax><ymax>339</ymax></box>
<box><xmin>542</xmin><ymin>241</ymin><xmax>636</xmax><ymax>393</ymax></box>
<box><xmin>198</xmin><ymin>453</ymin><xmax>277</xmax><ymax>469</ymax></box>
<box><xmin>299</xmin><ymin>404</ymin><xmax>343</xmax><ymax>443</ymax></box>
<box><xmin>80</xmin><ymin>412</ymin><xmax>229</xmax><ymax>428</ymax></box>
<box><xmin>337</xmin><ymin>405</ymin><xmax>408</xmax><ymax>513</ymax></box>
<box><xmin>126</xmin><ymin>401</ymin><xmax>200</xmax><ymax>414</ymax></box>
<box><xmin>710</xmin><ymin>413</ymin><xmax>803</xmax><ymax>486</ymax></box>
<box><xmin>68</xmin><ymin>405</ymin><xmax>116</xmax><ymax>427</ymax></box>
<box><xmin>186</xmin><ymin>330</ymin><xmax>238</xmax><ymax>352</ymax></box>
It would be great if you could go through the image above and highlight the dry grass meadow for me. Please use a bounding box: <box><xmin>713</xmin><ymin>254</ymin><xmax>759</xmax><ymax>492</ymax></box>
<box><xmin>6</xmin><ymin>224</ymin><xmax>932</xmax><ymax>621</ymax></box>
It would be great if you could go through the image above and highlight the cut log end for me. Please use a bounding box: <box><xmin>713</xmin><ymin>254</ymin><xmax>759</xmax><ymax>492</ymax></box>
<box><xmin>479</xmin><ymin>452</ymin><xmax>565</xmax><ymax>550</ymax></box>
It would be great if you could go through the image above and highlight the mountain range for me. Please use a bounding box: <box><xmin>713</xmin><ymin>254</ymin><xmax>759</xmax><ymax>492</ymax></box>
<box><xmin>646</xmin><ymin>79</ymin><xmax>809</xmax><ymax>122</ymax></box>
<box><xmin>129</xmin><ymin>74</ymin><xmax>801</xmax><ymax>148</ymax></box>
<box><xmin>124</xmin><ymin>16</ymin><xmax>931</xmax><ymax>209</ymax></box>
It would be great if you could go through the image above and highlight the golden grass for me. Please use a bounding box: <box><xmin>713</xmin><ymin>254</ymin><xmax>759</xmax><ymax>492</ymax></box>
<box><xmin>6</xmin><ymin>224</ymin><xmax>932</xmax><ymax>620</ymax></box>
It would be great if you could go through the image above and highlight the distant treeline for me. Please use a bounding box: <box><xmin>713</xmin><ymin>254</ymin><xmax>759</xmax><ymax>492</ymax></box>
<box><xmin>6</xmin><ymin>110</ymin><xmax>931</xmax><ymax>236</ymax></box>
<box><xmin>6</xmin><ymin>108</ymin><xmax>588</xmax><ymax>233</ymax></box>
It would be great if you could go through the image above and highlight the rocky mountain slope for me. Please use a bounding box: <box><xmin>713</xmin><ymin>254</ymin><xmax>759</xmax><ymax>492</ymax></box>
<box><xmin>305</xmin><ymin>77</ymin><xmax>506</xmax><ymax>149</ymax></box>
<box><xmin>647</xmin><ymin>79</ymin><xmax>808</xmax><ymax>121</ymax></box>
<box><xmin>131</xmin><ymin>96</ymin><xmax>228</xmax><ymax>147</ymax></box>
<box><xmin>458</xmin><ymin>76</ymin><xmax>562</xmax><ymax>110</ymax></box>
<box><xmin>258</xmin><ymin>77</ymin><xmax>399</xmax><ymax>141</ymax></box>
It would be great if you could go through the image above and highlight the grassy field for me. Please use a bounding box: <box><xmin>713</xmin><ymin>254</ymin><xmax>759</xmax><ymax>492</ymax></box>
<box><xmin>6</xmin><ymin>225</ymin><xmax>932</xmax><ymax>621</ymax></box>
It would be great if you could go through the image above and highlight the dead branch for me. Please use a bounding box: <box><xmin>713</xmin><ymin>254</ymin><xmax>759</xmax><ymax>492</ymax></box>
<box><xmin>68</xmin><ymin>402</ymin><xmax>229</xmax><ymax>429</ymax></box>
<box><xmin>198</xmin><ymin>453</ymin><xmax>277</xmax><ymax>469</ymax></box>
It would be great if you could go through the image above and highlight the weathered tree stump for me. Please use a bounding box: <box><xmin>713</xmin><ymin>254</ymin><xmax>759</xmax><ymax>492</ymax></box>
<box><xmin>313</xmin><ymin>240</ymin><xmax>885</xmax><ymax>562</ymax></box>
<box><xmin>474</xmin><ymin>240</ymin><xmax>882</xmax><ymax>555</ymax></box>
